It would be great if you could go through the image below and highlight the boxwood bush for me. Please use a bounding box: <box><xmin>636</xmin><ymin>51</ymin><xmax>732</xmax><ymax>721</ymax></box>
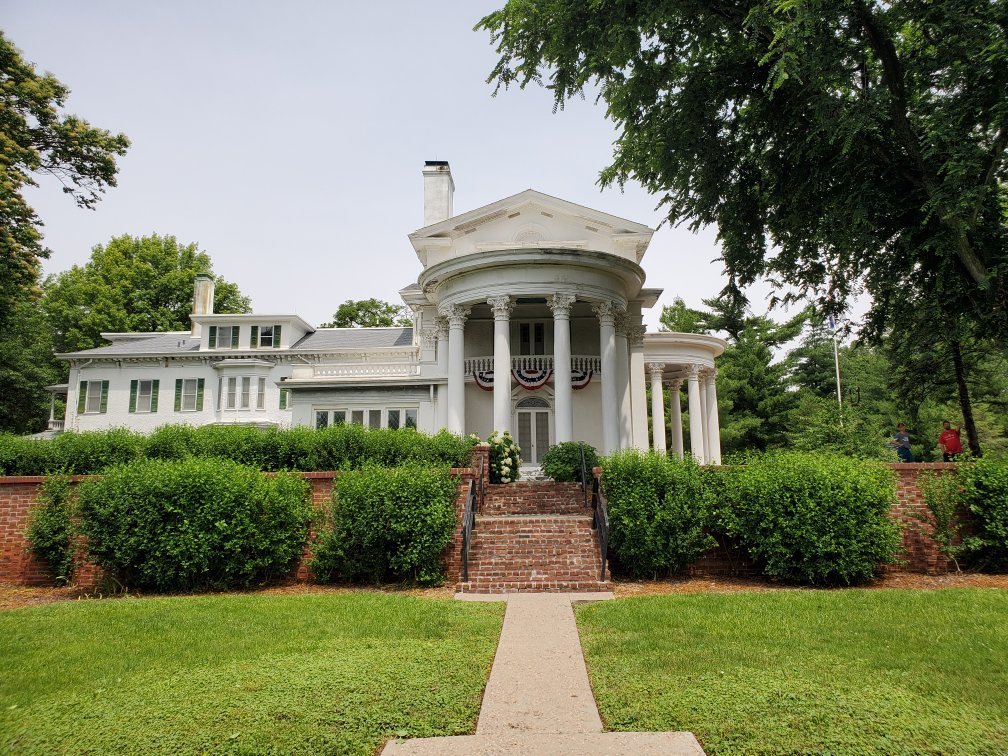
<box><xmin>76</xmin><ymin>458</ymin><xmax>313</xmax><ymax>592</ymax></box>
<box><xmin>25</xmin><ymin>476</ymin><xmax>76</xmax><ymax>585</ymax></box>
<box><xmin>310</xmin><ymin>464</ymin><xmax>457</xmax><ymax>586</ymax></box>
<box><xmin>542</xmin><ymin>441</ymin><xmax>599</xmax><ymax>483</ymax></box>
<box><xmin>0</xmin><ymin>425</ymin><xmax>475</xmax><ymax>475</ymax></box>
<box><xmin>601</xmin><ymin>451</ymin><xmax>716</xmax><ymax>577</ymax></box>
<box><xmin>718</xmin><ymin>452</ymin><xmax>902</xmax><ymax>586</ymax></box>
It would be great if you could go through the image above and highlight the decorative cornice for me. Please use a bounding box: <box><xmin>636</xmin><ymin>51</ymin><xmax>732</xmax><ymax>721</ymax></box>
<box><xmin>486</xmin><ymin>295</ymin><xmax>514</xmax><ymax>320</ymax></box>
<box><xmin>628</xmin><ymin>325</ymin><xmax>646</xmax><ymax>347</ymax></box>
<box><xmin>548</xmin><ymin>293</ymin><xmax>576</xmax><ymax>319</ymax></box>
<box><xmin>647</xmin><ymin>362</ymin><xmax>666</xmax><ymax>382</ymax></box>
<box><xmin>438</xmin><ymin>303</ymin><xmax>471</xmax><ymax>329</ymax></box>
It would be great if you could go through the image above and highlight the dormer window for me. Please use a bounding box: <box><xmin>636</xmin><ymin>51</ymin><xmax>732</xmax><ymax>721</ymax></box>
<box><xmin>250</xmin><ymin>324</ymin><xmax>282</xmax><ymax>348</ymax></box>
<box><xmin>208</xmin><ymin>325</ymin><xmax>239</xmax><ymax>349</ymax></box>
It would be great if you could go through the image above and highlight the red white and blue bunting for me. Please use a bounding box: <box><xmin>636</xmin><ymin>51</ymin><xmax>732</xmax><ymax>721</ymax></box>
<box><xmin>512</xmin><ymin>364</ymin><xmax>552</xmax><ymax>390</ymax></box>
<box><xmin>571</xmin><ymin>366</ymin><xmax>593</xmax><ymax>390</ymax></box>
<box><xmin>473</xmin><ymin>369</ymin><xmax>495</xmax><ymax>392</ymax></box>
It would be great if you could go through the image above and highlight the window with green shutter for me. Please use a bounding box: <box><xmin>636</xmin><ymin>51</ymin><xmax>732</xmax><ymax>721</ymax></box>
<box><xmin>196</xmin><ymin>378</ymin><xmax>205</xmax><ymax>410</ymax></box>
<box><xmin>208</xmin><ymin>325</ymin><xmax>217</xmax><ymax>348</ymax></box>
<box><xmin>279</xmin><ymin>387</ymin><xmax>289</xmax><ymax>409</ymax></box>
<box><xmin>230</xmin><ymin>326</ymin><xmax>240</xmax><ymax>349</ymax></box>
<box><xmin>98</xmin><ymin>381</ymin><xmax>109</xmax><ymax>413</ymax></box>
<box><xmin>273</xmin><ymin>324</ymin><xmax>282</xmax><ymax>348</ymax></box>
<box><xmin>77</xmin><ymin>381</ymin><xmax>88</xmax><ymax>414</ymax></box>
<box><xmin>174</xmin><ymin>379</ymin><xmax>183</xmax><ymax>411</ymax></box>
<box><xmin>250</xmin><ymin>325</ymin><xmax>258</xmax><ymax>348</ymax></box>
<box><xmin>150</xmin><ymin>380</ymin><xmax>160</xmax><ymax>413</ymax></box>
<box><xmin>129</xmin><ymin>380</ymin><xmax>138</xmax><ymax>412</ymax></box>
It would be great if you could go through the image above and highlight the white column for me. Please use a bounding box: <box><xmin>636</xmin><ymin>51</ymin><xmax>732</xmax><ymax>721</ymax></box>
<box><xmin>629</xmin><ymin>325</ymin><xmax>648</xmax><ymax>449</ymax></box>
<box><xmin>706</xmin><ymin>369</ymin><xmax>722</xmax><ymax>465</ymax></box>
<box><xmin>614</xmin><ymin>310</ymin><xmax>632</xmax><ymax>449</ymax></box>
<box><xmin>487</xmin><ymin>295</ymin><xmax>514</xmax><ymax>433</ymax></box>
<box><xmin>549</xmin><ymin>293</ymin><xmax>576</xmax><ymax>443</ymax></box>
<box><xmin>593</xmin><ymin>301</ymin><xmax>620</xmax><ymax>454</ymax></box>
<box><xmin>648</xmin><ymin>362</ymin><xmax>666</xmax><ymax>454</ymax></box>
<box><xmin>436</xmin><ymin>317</ymin><xmax>449</xmax><ymax>431</ymax></box>
<box><xmin>439</xmin><ymin>304</ymin><xmax>470</xmax><ymax>434</ymax></box>
<box><xmin>669</xmin><ymin>378</ymin><xmax>684</xmax><ymax>459</ymax></box>
<box><xmin>687</xmin><ymin>364</ymin><xmax>705</xmax><ymax>463</ymax></box>
<box><xmin>698</xmin><ymin>374</ymin><xmax>710</xmax><ymax>460</ymax></box>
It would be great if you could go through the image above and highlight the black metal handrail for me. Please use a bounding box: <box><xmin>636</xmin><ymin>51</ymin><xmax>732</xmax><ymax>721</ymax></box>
<box><xmin>460</xmin><ymin>477</ymin><xmax>477</xmax><ymax>582</ymax></box>
<box><xmin>579</xmin><ymin>442</ymin><xmax>589</xmax><ymax>508</ymax></box>
<box><xmin>591</xmin><ymin>473</ymin><xmax>609</xmax><ymax>582</ymax></box>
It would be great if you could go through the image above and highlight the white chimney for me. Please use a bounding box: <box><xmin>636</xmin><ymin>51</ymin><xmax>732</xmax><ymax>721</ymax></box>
<box><xmin>191</xmin><ymin>273</ymin><xmax>215</xmax><ymax>337</ymax></box>
<box><xmin>422</xmin><ymin>160</ymin><xmax>454</xmax><ymax>226</ymax></box>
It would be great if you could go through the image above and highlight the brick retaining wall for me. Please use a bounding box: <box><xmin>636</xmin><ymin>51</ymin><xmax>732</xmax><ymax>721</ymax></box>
<box><xmin>0</xmin><ymin>457</ymin><xmax>960</xmax><ymax>587</ymax></box>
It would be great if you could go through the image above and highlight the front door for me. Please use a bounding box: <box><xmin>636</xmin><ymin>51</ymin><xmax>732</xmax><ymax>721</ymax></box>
<box><xmin>515</xmin><ymin>397</ymin><xmax>551</xmax><ymax>465</ymax></box>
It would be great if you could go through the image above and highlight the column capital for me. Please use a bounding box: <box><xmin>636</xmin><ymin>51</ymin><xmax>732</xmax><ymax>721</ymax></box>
<box><xmin>486</xmin><ymin>295</ymin><xmax>514</xmax><ymax>320</ymax></box>
<box><xmin>438</xmin><ymin>304</ymin><xmax>471</xmax><ymax>329</ymax></box>
<box><xmin>548</xmin><ymin>293</ymin><xmax>576</xmax><ymax>319</ymax></box>
<box><xmin>688</xmin><ymin>363</ymin><xmax>704</xmax><ymax>381</ymax></box>
<box><xmin>614</xmin><ymin>311</ymin><xmax>630</xmax><ymax>336</ymax></box>
<box><xmin>647</xmin><ymin>362</ymin><xmax>666</xmax><ymax>382</ymax></box>
<box><xmin>705</xmin><ymin>367</ymin><xmax>718</xmax><ymax>382</ymax></box>
<box><xmin>628</xmin><ymin>325</ymin><xmax>646</xmax><ymax>347</ymax></box>
<box><xmin>669</xmin><ymin>377</ymin><xmax>684</xmax><ymax>391</ymax></box>
<box><xmin>419</xmin><ymin>328</ymin><xmax>439</xmax><ymax>348</ymax></box>
<box><xmin>592</xmin><ymin>300</ymin><xmax>621</xmax><ymax>326</ymax></box>
<box><xmin>435</xmin><ymin>316</ymin><xmax>450</xmax><ymax>338</ymax></box>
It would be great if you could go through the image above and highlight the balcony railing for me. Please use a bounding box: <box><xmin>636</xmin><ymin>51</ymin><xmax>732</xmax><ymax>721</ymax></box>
<box><xmin>311</xmin><ymin>363</ymin><xmax>421</xmax><ymax>378</ymax></box>
<box><xmin>464</xmin><ymin>355</ymin><xmax>601</xmax><ymax>374</ymax></box>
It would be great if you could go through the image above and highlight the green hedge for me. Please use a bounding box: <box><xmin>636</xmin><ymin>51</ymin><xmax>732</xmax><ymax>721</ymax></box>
<box><xmin>601</xmin><ymin>451</ymin><xmax>715</xmax><ymax>577</ymax></box>
<box><xmin>542</xmin><ymin>441</ymin><xmax>599</xmax><ymax>483</ymax></box>
<box><xmin>24</xmin><ymin>476</ymin><xmax>75</xmax><ymax>585</ymax></box>
<box><xmin>76</xmin><ymin>458</ymin><xmax>313</xmax><ymax>592</ymax></box>
<box><xmin>0</xmin><ymin>425</ymin><xmax>475</xmax><ymax>476</ymax></box>
<box><xmin>310</xmin><ymin>464</ymin><xmax>457</xmax><ymax>586</ymax></box>
<box><xmin>718</xmin><ymin>452</ymin><xmax>902</xmax><ymax>586</ymax></box>
<box><xmin>955</xmin><ymin>457</ymin><xmax>1008</xmax><ymax>571</ymax></box>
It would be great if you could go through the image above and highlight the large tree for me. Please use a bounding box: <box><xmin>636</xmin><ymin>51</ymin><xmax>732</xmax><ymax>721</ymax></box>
<box><xmin>0</xmin><ymin>32</ymin><xmax>129</xmax><ymax>327</ymax></box>
<box><xmin>0</xmin><ymin>296</ymin><xmax>61</xmax><ymax>434</ymax></box>
<box><xmin>44</xmin><ymin>234</ymin><xmax>250</xmax><ymax>353</ymax></box>
<box><xmin>479</xmin><ymin>1</ymin><xmax>1008</xmax><ymax>339</ymax></box>
<box><xmin>321</xmin><ymin>299</ymin><xmax>412</xmax><ymax>328</ymax></box>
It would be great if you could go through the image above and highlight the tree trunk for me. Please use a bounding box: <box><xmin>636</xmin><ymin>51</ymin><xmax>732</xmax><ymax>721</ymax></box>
<box><xmin>950</xmin><ymin>338</ymin><xmax>982</xmax><ymax>456</ymax></box>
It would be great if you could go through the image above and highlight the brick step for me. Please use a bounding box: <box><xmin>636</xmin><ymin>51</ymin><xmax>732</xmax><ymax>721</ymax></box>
<box><xmin>482</xmin><ymin>482</ymin><xmax>589</xmax><ymax>516</ymax></box>
<box><xmin>457</xmin><ymin>579</ymin><xmax>611</xmax><ymax>593</ymax></box>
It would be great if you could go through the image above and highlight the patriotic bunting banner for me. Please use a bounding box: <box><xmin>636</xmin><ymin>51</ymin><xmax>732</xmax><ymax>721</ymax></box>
<box><xmin>470</xmin><ymin>366</ymin><xmax>593</xmax><ymax>390</ymax></box>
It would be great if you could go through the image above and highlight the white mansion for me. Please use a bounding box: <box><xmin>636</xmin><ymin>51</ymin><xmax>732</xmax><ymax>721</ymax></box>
<box><xmin>56</xmin><ymin>162</ymin><xmax>725</xmax><ymax>464</ymax></box>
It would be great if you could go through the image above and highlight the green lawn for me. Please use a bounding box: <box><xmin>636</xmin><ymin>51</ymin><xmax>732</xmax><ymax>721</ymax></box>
<box><xmin>577</xmin><ymin>589</ymin><xmax>1008</xmax><ymax>754</ymax></box>
<box><xmin>0</xmin><ymin>592</ymin><xmax>504</xmax><ymax>754</ymax></box>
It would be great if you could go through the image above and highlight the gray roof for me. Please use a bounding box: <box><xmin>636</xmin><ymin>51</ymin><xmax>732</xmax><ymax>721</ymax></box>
<box><xmin>58</xmin><ymin>328</ymin><xmax>414</xmax><ymax>359</ymax></box>
<box><xmin>292</xmin><ymin>328</ymin><xmax>413</xmax><ymax>350</ymax></box>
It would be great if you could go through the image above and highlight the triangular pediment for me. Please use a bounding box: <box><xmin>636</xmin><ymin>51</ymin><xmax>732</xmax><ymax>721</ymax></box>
<box><xmin>408</xmin><ymin>189</ymin><xmax>654</xmax><ymax>267</ymax></box>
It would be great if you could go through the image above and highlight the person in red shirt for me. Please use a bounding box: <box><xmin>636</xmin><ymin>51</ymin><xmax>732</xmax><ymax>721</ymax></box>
<box><xmin>938</xmin><ymin>421</ymin><xmax>964</xmax><ymax>461</ymax></box>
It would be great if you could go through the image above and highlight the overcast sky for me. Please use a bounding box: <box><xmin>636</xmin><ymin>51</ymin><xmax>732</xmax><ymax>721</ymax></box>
<box><xmin>5</xmin><ymin>0</ymin><xmax>790</xmax><ymax>331</ymax></box>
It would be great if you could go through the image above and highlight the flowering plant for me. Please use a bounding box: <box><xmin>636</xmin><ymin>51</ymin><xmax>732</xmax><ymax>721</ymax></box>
<box><xmin>486</xmin><ymin>430</ymin><xmax>521</xmax><ymax>483</ymax></box>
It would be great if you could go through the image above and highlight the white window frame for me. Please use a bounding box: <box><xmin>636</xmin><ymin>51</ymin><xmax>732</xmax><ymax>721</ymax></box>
<box><xmin>136</xmin><ymin>380</ymin><xmax>154</xmax><ymax>413</ymax></box>
<box><xmin>256</xmin><ymin>377</ymin><xmax>266</xmax><ymax>409</ymax></box>
<box><xmin>259</xmin><ymin>325</ymin><xmax>274</xmax><ymax>348</ymax></box>
<box><xmin>84</xmin><ymin>382</ymin><xmax>102</xmax><ymax>414</ymax></box>
<box><xmin>181</xmin><ymin>378</ymin><xmax>199</xmax><ymax>412</ymax></box>
<box><xmin>226</xmin><ymin>377</ymin><xmax>238</xmax><ymax>409</ymax></box>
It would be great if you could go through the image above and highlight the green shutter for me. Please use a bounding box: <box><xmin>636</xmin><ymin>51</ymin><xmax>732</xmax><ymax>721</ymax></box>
<box><xmin>196</xmin><ymin>378</ymin><xmax>205</xmax><ymax>410</ymax></box>
<box><xmin>273</xmin><ymin>324</ymin><xmax>282</xmax><ymax>348</ymax></box>
<box><xmin>230</xmin><ymin>327</ymin><xmax>239</xmax><ymax>349</ymax></box>
<box><xmin>99</xmin><ymin>381</ymin><xmax>109</xmax><ymax>414</ymax></box>
<box><xmin>77</xmin><ymin>381</ymin><xmax>87</xmax><ymax>414</ymax></box>
<box><xmin>208</xmin><ymin>325</ymin><xmax>217</xmax><ymax>349</ymax></box>
<box><xmin>250</xmin><ymin>325</ymin><xmax>258</xmax><ymax>348</ymax></box>
<box><xmin>129</xmin><ymin>380</ymin><xmax>138</xmax><ymax>413</ymax></box>
<box><xmin>174</xmin><ymin>379</ymin><xmax>183</xmax><ymax>412</ymax></box>
<box><xmin>151</xmin><ymin>380</ymin><xmax>160</xmax><ymax>413</ymax></box>
<box><xmin>279</xmin><ymin>387</ymin><xmax>287</xmax><ymax>409</ymax></box>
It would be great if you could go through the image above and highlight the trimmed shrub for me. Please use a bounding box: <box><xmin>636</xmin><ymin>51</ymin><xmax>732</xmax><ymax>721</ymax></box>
<box><xmin>542</xmin><ymin>441</ymin><xmax>599</xmax><ymax>483</ymax></box>
<box><xmin>311</xmin><ymin>464</ymin><xmax>457</xmax><ymax>586</ymax></box>
<box><xmin>958</xmin><ymin>457</ymin><xmax>1008</xmax><ymax>571</ymax></box>
<box><xmin>720</xmin><ymin>452</ymin><xmax>902</xmax><ymax>586</ymax></box>
<box><xmin>0</xmin><ymin>425</ymin><xmax>476</xmax><ymax>476</ymax></box>
<box><xmin>918</xmin><ymin>470</ymin><xmax>969</xmax><ymax>571</ymax></box>
<box><xmin>601</xmin><ymin>451</ymin><xmax>715</xmax><ymax>577</ymax></box>
<box><xmin>25</xmin><ymin>476</ymin><xmax>76</xmax><ymax>584</ymax></box>
<box><xmin>76</xmin><ymin>458</ymin><xmax>312</xmax><ymax>592</ymax></box>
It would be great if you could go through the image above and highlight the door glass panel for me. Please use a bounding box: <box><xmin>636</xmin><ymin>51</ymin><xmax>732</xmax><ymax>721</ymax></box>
<box><xmin>404</xmin><ymin>408</ymin><xmax>417</xmax><ymax>429</ymax></box>
<box><xmin>316</xmin><ymin>411</ymin><xmax>328</xmax><ymax>429</ymax></box>
<box><xmin>535</xmin><ymin>411</ymin><xmax>550</xmax><ymax>463</ymax></box>
<box><xmin>533</xmin><ymin>323</ymin><xmax>545</xmax><ymax>355</ymax></box>
<box><xmin>351</xmin><ymin>410</ymin><xmax>364</xmax><ymax>425</ymax></box>
<box><xmin>368</xmin><ymin>409</ymin><xmax>381</xmax><ymax>429</ymax></box>
<box><xmin>333</xmin><ymin>410</ymin><xmax>346</xmax><ymax>425</ymax></box>
<box><xmin>517</xmin><ymin>412</ymin><xmax>532</xmax><ymax>462</ymax></box>
<box><xmin>387</xmin><ymin>409</ymin><xmax>400</xmax><ymax>430</ymax></box>
<box><xmin>519</xmin><ymin>323</ymin><xmax>530</xmax><ymax>355</ymax></box>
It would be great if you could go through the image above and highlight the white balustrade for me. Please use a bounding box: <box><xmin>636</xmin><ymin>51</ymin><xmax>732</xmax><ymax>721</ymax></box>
<box><xmin>313</xmin><ymin>363</ymin><xmax>420</xmax><ymax>378</ymax></box>
<box><xmin>464</xmin><ymin>355</ymin><xmax>601</xmax><ymax>374</ymax></box>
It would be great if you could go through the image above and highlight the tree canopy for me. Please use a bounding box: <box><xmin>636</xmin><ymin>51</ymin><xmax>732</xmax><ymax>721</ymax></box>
<box><xmin>321</xmin><ymin>299</ymin><xmax>412</xmax><ymax>329</ymax></box>
<box><xmin>479</xmin><ymin>1</ymin><xmax>1008</xmax><ymax>339</ymax></box>
<box><xmin>44</xmin><ymin>234</ymin><xmax>250</xmax><ymax>353</ymax></box>
<box><xmin>0</xmin><ymin>32</ymin><xmax>129</xmax><ymax>327</ymax></box>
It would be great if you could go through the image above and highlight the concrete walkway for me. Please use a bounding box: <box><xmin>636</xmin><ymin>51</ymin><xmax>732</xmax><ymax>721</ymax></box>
<box><xmin>382</xmin><ymin>593</ymin><xmax>704</xmax><ymax>755</ymax></box>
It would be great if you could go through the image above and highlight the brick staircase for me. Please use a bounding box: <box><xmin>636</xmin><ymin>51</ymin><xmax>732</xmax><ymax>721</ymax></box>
<box><xmin>457</xmin><ymin>481</ymin><xmax>611</xmax><ymax>593</ymax></box>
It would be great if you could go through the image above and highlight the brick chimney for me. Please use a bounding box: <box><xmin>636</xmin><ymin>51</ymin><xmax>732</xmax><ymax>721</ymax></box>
<box><xmin>422</xmin><ymin>160</ymin><xmax>454</xmax><ymax>226</ymax></box>
<box><xmin>191</xmin><ymin>273</ymin><xmax>215</xmax><ymax>337</ymax></box>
